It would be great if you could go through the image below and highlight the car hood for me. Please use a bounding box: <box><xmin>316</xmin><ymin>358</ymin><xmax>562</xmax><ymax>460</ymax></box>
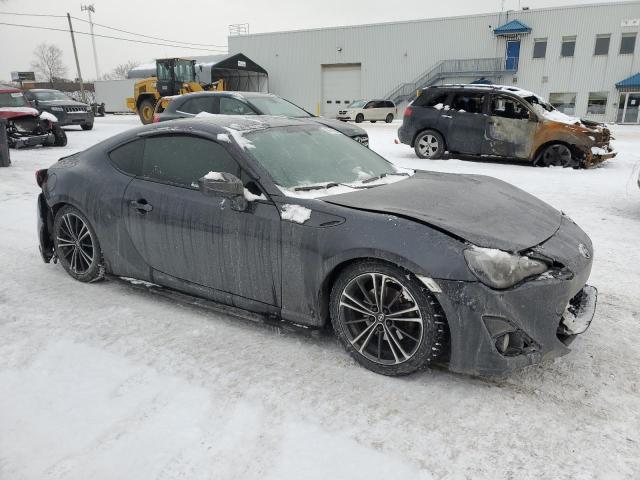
<box><xmin>38</xmin><ymin>99</ymin><xmax>87</xmax><ymax>108</ymax></box>
<box><xmin>0</xmin><ymin>106</ymin><xmax>40</xmax><ymax>119</ymax></box>
<box><xmin>323</xmin><ymin>171</ymin><xmax>562</xmax><ymax>251</ymax></box>
<box><xmin>308</xmin><ymin>117</ymin><xmax>367</xmax><ymax>137</ymax></box>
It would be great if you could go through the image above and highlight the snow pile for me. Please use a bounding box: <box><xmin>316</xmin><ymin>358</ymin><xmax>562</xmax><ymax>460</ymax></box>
<box><xmin>591</xmin><ymin>146</ymin><xmax>609</xmax><ymax>155</ymax></box>
<box><xmin>280</xmin><ymin>204</ymin><xmax>312</xmax><ymax>223</ymax></box>
<box><xmin>195</xmin><ymin>111</ymin><xmax>217</xmax><ymax>119</ymax></box>
<box><xmin>204</xmin><ymin>171</ymin><xmax>225</xmax><ymax>180</ymax></box>
<box><xmin>433</xmin><ymin>103</ymin><xmax>444</xmax><ymax>110</ymax></box>
<box><xmin>39</xmin><ymin>111</ymin><xmax>58</xmax><ymax>123</ymax></box>
<box><xmin>224</xmin><ymin>127</ymin><xmax>256</xmax><ymax>150</ymax></box>
<box><xmin>244</xmin><ymin>188</ymin><xmax>266</xmax><ymax>202</ymax></box>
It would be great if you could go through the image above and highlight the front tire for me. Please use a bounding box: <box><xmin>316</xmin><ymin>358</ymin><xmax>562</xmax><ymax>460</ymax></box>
<box><xmin>537</xmin><ymin>143</ymin><xmax>579</xmax><ymax>168</ymax></box>
<box><xmin>414</xmin><ymin>130</ymin><xmax>444</xmax><ymax>159</ymax></box>
<box><xmin>355</xmin><ymin>113</ymin><xmax>364</xmax><ymax>123</ymax></box>
<box><xmin>53</xmin><ymin>205</ymin><xmax>105</xmax><ymax>282</ymax></box>
<box><xmin>330</xmin><ymin>260</ymin><xmax>446</xmax><ymax>376</ymax></box>
<box><xmin>52</xmin><ymin>125</ymin><xmax>67</xmax><ymax>146</ymax></box>
<box><xmin>81</xmin><ymin>122</ymin><xmax>94</xmax><ymax>131</ymax></box>
<box><xmin>138</xmin><ymin>98</ymin><xmax>156</xmax><ymax>125</ymax></box>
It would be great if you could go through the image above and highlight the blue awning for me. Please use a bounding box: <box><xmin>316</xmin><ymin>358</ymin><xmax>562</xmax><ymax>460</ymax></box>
<box><xmin>494</xmin><ymin>19</ymin><xmax>532</xmax><ymax>36</ymax></box>
<box><xmin>616</xmin><ymin>73</ymin><xmax>640</xmax><ymax>90</ymax></box>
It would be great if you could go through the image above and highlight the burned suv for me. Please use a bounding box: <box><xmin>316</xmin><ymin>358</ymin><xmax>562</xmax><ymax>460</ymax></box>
<box><xmin>398</xmin><ymin>85</ymin><xmax>615</xmax><ymax>168</ymax></box>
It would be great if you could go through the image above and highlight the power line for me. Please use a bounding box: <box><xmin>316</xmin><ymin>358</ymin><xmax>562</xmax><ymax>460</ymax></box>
<box><xmin>0</xmin><ymin>11</ymin><xmax>228</xmax><ymax>48</ymax></box>
<box><xmin>0</xmin><ymin>21</ymin><xmax>227</xmax><ymax>52</ymax></box>
<box><xmin>70</xmin><ymin>15</ymin><xmax>227</xmax><ymax>48</ymax></box>
<box><xmin>0</xmin><ymin>11</ymin><xmax>66</xmax><ymax>18</ymax></box>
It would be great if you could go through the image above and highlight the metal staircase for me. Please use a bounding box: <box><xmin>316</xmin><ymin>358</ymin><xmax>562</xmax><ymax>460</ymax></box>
<box><xmin>384</xmin><ymin>57</ymin><xmax>515</xmax><ymax>105</ymax></box>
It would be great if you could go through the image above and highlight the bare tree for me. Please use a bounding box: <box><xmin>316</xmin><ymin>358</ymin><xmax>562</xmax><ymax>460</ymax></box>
<box><xmin>102</xmin><ymin>60</ymin><xmax>140</xmax><ymax>80</ymax></box>
<box><xmin>31</xmin><ymin>43</ymin><xmax>68</xmax><ymax>85</ymax></box>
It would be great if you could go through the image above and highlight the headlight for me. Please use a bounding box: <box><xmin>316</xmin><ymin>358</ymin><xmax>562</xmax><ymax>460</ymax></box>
<box><xmin>51</xmin><ymin>106</ymin><xmax>64</xmax><ymax>111</ymax></box>
<box><xmin>464</xmin><ymin>246</ymin><xmax>549</xmax><ymax>289</ymax></box>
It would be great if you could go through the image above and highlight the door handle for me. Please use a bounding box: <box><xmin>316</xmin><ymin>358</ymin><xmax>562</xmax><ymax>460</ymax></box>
<box><xmin>129</xmin><ymin>200</ymin><xmax>153</xmax><ymax>213</ymax></box>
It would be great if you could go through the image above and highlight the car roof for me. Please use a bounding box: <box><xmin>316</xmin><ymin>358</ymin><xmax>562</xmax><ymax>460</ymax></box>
<box><xmin>424</xmin><ymin>84</ymin><xmax>536</xmax><ymax>97</ymax></box>
<box><xmin>149</xmin><ymin>114</ymin><xmax>318</xmax><ymax>134</ymax></box>
<box><xmin>27</xmin><ymin>89</ymin><xmax>62</xmax><ymax>93</ymax></box>
<box><xmin>174</xmin><ymin>91</ymin><xmax>276</xmax><ymax>101</ymax></box>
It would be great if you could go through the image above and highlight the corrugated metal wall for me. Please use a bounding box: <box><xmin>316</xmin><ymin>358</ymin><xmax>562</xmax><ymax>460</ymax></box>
<box><xmin>229</xmin><ymin>1</ymin><xmax>640</xmax><ymax>121</ymax></box>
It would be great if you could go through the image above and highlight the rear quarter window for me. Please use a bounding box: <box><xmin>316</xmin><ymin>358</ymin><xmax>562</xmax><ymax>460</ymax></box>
<box><xmin>108</xmin><ymin>139</ymin><xmax>144</xmax><ymax>176</ymax></box>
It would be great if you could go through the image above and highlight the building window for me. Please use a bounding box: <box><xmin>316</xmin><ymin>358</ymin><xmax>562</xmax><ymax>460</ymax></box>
<box><xmin>587</xmin><ymin>92</ymin><xmax>608</xmax><ymax>115</ymax></box>
<box><xmin>533</xmin><ymin>38</ymin><xmax>547</xmax><ymax>58</ymax></box>
<box><xmin>620</xmin><ymin>33</ymin><xmax>637</xmax><ymax>54</ymax></box>
<box><xmin>594</xmin><ymin>34</ymin><xmax>610</xmax><ymax>55</ymax></box>
<box><xmin>561</xmin><ymin>36</ymin><xmax>576</xmax><ymax>57</ymax></box>
<box><xmin>549</xmin><ymin>92</ymin><xmax>577</xmax><ymax>115</ymax></box>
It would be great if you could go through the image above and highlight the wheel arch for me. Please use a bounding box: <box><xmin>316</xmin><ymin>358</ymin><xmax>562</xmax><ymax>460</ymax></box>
<box><xmin>532</xmin><ymin>139</ymin><xmax>581</xmax><ymax>165</ymax></box>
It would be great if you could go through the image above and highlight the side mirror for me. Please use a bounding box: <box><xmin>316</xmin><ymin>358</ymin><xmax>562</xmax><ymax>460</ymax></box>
<box><xmin>32</xmin><ymin>99</ymin><xmax>39</xmax><ymax>108</ymax></box>
<box><xmin>198</xmin><ymin>172</ymin><xmax>247</xmax><ymax>211</ymax></box>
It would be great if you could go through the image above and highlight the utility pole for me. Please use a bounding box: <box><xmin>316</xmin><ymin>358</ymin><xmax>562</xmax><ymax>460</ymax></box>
<box><xmin>66</xmin><ymin>13</ymin><xmax>86</xmax><ymax>103</ymax></box>
<box><xmin>81</xmin><ymin>4</ymin><xmax>100</xmax><ymax>79</ymax></box>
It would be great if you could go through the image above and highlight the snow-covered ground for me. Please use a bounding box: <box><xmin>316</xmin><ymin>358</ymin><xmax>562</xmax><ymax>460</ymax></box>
<box><xmin>1</xmin><ymin>116</ymin><xmax>639</xmax><ymax>480</ymax></box>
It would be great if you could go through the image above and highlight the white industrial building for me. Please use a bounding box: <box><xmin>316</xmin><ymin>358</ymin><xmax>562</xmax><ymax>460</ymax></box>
<box><xmin>228</xmin><ymin>1</ymin><xmax>640</xmax><ymax>123</ymax></box>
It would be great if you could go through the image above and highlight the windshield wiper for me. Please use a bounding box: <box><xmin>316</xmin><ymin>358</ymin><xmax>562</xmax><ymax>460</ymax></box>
<box><xmin>294</xmin><ymin>182</ymin><xmax>339</xmax><ymax>191</ymax></box>
<box><xmin>361</xmin><ymin>172</ymin><xmax>410</xmax><ymax>184</ymax></box>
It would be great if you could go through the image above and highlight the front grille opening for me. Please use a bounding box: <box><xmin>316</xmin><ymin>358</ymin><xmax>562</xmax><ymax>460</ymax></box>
<box><xmin>484</xmin><ymin>316</ymin><xmax>539</xmax><ymax>357</ymax></box>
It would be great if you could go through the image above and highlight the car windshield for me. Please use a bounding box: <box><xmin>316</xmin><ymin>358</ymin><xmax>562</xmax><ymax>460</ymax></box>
<box><xmin>33</xmin><ymin>91</ymin><xmax>70</xmax><ymax>101</ymax></box>
<box><xmin>0</xmin><ymin>92</ymin><xmax>29</xmax><ymax>107</ymax></box>
<box><xmin>348</xmin><ymin>100</ymin><xmax>366</xmax><ymax>108</ymax></box>
<box><xmin>245</xmin><ymin>125</ymin><xmax>399</xmax><ymax>190</ymax></box>
<box><xmin>247</xmin><ymin>96</ymin><xmax>311</xmax><ymax>118</ymax></box>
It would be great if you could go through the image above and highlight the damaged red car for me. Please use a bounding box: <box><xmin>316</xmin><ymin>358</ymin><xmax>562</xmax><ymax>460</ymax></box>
<box><xmin>0</xmin><ymin>85</ymin><xmax>67</xmax><ymax>149</ymax></box>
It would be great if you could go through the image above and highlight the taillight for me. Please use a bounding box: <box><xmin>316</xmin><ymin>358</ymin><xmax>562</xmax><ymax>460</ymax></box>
<box><xmin>35</xmin><ymin>169</ymin><xmax>48</xmax><ymax>188</ymax></box>
<box><xmin>152</xmin><ymin>114</ymin><xmax>160</xmax><ymax>123</ymax></box>
<box><xmin>404</xmin><ymin>106</ymin><xmax>413</xmax><ymax>117</ymax></box>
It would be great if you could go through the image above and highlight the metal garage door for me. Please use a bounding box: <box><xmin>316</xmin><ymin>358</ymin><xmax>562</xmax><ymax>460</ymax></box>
<box><xmin>321</xmin><ymin>64</ymin><xmax>361</xmax><ymax>118</ymax></box>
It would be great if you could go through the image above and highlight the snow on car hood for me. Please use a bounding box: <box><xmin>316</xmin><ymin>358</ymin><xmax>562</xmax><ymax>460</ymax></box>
<box><xmin>323</xmin><ymin>171</ymin><xmax>562</xmax><ymax>252</ymax></box>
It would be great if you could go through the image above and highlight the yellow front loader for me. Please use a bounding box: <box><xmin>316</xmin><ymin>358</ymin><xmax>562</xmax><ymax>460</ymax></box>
<box><xmin>126</xmin><ymin>58</ymin><xmax>223</xmax><ymax>124</ymax></box>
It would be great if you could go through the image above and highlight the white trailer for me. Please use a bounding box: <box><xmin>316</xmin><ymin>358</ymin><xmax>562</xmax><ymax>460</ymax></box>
<box><xmin>94</xmin><ymin>79</ymin><xmax>136</xmax><ymax>113</ymax></box>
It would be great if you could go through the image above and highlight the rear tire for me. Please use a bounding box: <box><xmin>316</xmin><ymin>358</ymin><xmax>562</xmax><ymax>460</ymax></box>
<box><xmin>385</xmin><ymin>114</ymin><xmax>394</xmax><ymax>123</ymax></box>
<box><xmin>355</xmin><ymin>114</ymin><xmax>364</xmax><ymax>123</ymax></box>
<box><xmin>52</xmin><ymin>125</ymin><xmax>67</xmax><ymax>147</ymax></box>
<box><xmin>53</xmin><ymin>205</ymin><xmax>105</xmax><ymax>283</ymax></box>
<box><xmin>330</xmin><ymin>260</ymin><xmax>447</xmax><ymax>376</ymax></box>
<box><xmin>138</xmin><ymin>98</ymin><xmax>156</xmax><ymax>125</ymax></box>
<box><xmin>414</xmin><ymin>130</ymin><xmax>444</xmax><ymax>159</ymax></box>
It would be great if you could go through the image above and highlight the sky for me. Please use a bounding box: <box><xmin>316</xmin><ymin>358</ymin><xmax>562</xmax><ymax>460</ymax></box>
<box><xmin>0</xmin><ymin>0</ymin><xmax>630</xmax><ymax>82</ymax></box>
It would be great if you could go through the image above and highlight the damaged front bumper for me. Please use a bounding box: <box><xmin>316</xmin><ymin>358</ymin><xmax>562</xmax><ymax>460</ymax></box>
<box><xmin>583</xmin><ymin>144</ymin><xmax>617</xmax><ymax>167</ymax></box>
<box><xmin>432</xmin><ymin>216</ymin><xmax>596</xmax><ymax>376</ymax></box>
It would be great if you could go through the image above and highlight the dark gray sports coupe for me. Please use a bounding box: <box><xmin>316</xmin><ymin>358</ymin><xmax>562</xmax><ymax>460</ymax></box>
<box><xmin>36</xmin><ymin>116</ymin><xmax>597</xmax><ymax>376</ymax></box>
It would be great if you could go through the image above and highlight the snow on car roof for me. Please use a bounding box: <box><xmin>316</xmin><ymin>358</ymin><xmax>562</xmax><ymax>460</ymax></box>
<box><xmin>437</xmin><ymin>84</ymin><xmax>537</xmax><ymax>98</ymax></box>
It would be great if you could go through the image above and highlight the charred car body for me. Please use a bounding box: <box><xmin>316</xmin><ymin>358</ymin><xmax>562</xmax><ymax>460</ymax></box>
<box><xmin>0</xmin><ymin>86</ymin><xmax>67</xmax><ymax>149</ymax></box>
<box><xmin>399</xmin><ymin>84</ymin><xmax>615</xmax><ymax>168</ymax></box>
<box><xmin>36</xmin><ymin>116</ymin><xmax>597</xmax><ymax>377</ymax></box>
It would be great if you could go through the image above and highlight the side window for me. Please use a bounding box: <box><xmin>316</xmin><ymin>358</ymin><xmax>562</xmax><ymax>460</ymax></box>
<box><xmin>414</xmin><ymin>91</ymin><xmax>449</xmax><ymax>108</ymax></box>
<box><xmin>141</xmin><ymin>135</ymin><xmax>240</xmax><ymax>188</ymax></box>
<box><xmin>449</xmin><ymin>93</ymin><xmax>485</xmax><ymax>114</ymax></box>
<box><xmin>179</xmin><ymin>96</ymin><xmax>216</xmax><ymax>114</ymax></box>
<box><xmin>108</xmin><ymin>139</ymin><xmax>144</xmax><ymax>176</ymax></box>
<box><xmin>386</xmin><ymin>101</ymin><xmax>395</xmax><ymax>108</ymax></box>
<box><xmin>219</xmin><ymin>97</ymin><xmax>256</xmax><ymax>115</ymax></box>
<box><xmin>363</xmin><ymin>101</ymin><xmax>375</xmax><ymax>109</ymax></box>
<box><xmin>490</xmin><ymin>95</ymin><xmax>530</xmax><ymax>120</ymax></box>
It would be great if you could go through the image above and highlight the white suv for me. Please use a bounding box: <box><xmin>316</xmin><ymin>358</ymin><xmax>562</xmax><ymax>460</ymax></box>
<box><xmin>337</xmin><ymin>99</ymin><xmax>397</xmax><ymax>123</ymax></box>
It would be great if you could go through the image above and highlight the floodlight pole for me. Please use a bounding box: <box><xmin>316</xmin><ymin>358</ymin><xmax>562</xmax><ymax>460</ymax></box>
<box><xmin>81</xmin><ymin>4</ymin><xmax>100</xmax><ymax>79</ymax></box>
<box><xmin>67</xmin><ymin>13</ymin><xmax>86</xmax><ymax>103</ymax></box>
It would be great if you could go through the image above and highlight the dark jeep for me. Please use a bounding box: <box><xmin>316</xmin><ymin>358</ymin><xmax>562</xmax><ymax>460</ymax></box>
<box><xmin>25</xmin><ymin>89</ymin><xmax>94</xmax><ymax>130</ymax></box>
